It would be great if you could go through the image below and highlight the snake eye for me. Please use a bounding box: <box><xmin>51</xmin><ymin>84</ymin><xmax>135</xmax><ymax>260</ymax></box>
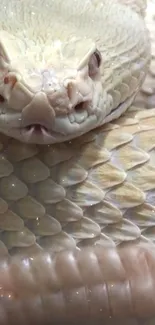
<box><xmin>88</xmin><ymin>49</ymin><xmax>102</xmax><ymax>78</ymax></box>
<box><xmin>94</xmin><ymin>49</ymin><xmax>102</xmax><ymax>67</ymax></box>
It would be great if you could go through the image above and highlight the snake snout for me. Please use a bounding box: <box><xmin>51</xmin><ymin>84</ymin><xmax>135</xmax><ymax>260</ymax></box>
<box><xmin>21</xmin><ymin>92</ymin><xmax>55</xmax><ymax>130</ymax></box>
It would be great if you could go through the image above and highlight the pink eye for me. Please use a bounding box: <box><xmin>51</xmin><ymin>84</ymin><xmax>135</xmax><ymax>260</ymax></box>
<box><xmin>4</xmin><ymin>76</ymin><xmax>9</xmax><ymax>84</ymax></box>
<box><xmin>94</xmin><ymin>49</ymin><xmax>102</xmax><ymax>67</ymax></box>
<box><xmin>88</xmin><ymin>49</ymin><xmax>102</xmax><ymax>78</ymax></box>
<box><xmin>4</xmin><ymin>75</ymin><xmax>17</xmax><ymax>87</ymax></box>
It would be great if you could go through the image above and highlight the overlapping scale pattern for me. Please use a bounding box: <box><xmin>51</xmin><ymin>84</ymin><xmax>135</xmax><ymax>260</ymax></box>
<box><xmin>134</xmin><ymin>0</ymin><xmax>155</xmax><ymax>108</ymax></box>
<box><xmin>0</xmin><ymin>2</ymin><xmax>154</xmax><ymax>324</ymax></box>
<box><xmin>0</xmin><ymin>2</ymin><xmax>153</xmax><ymax>260</ymax></box>
<box><xmin>0</xmin><ymin>106</ymin><xmax>154</xmax><ymax>256</ymax></box>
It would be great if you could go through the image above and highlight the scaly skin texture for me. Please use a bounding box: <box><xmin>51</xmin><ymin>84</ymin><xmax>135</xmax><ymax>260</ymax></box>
<box><xmin>0</xmin><ymin>0</ymin><xmax>154</xmax><ymax>324</ymax></box>
<box><xmin>135</xmin><ymin>0</ymin><xmax>155</xmax><ymax>108</ymax></box>
<box><xmin>0</xmin><ymin>0</ymin><xmax>150</xmax><ymax>144</ymax></box>
<box><xmin>1</xmin><ymin>105</ymin><xmax>155</xmax><ymax>324</ymax></box>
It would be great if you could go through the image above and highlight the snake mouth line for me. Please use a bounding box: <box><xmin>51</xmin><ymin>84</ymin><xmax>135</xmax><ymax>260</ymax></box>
<box><xmin>21</xmin><ymin>124</ymin><xmax>54</xmax><ymax>141</ymax></box>
<box><xmin>24</xmin><ymin>124</ymin><xmax>50</xmax><ymax>133</ymax></box>
<box><xmin>22</xmin><ymin>95</ymin><xmax>133</xmax><ymax>134</ymax></box>
<box><xmin>107</xmin><ymin>93</ymin><xmax>137</xmax><ymax>119</ymax></box>
<box><xmin>17</xmin><ymin>95</ymin><xmax>134</xmax><ymax>144</ymax></box>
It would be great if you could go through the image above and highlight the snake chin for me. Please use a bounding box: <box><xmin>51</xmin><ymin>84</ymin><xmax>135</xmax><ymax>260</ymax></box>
<box><xmin>0</xmin><ymin>90</ymin><xmax>137</xmax><ymax>145</ymax></box>
<box><xmin>18</xmin><ymin>113</ymin><xmax>98</xmax><ymax>144</ymax></box>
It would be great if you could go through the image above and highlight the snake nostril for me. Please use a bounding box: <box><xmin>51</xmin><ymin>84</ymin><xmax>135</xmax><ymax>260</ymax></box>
<box><xmin>72</xmin><ymin>101</ymin><xmax>89</xmax><ymax>123</ymax></box>
<box><xmin>74</xmin><ymin>101</ymin><xmax>86</xmax><ymax>113</ymax></box>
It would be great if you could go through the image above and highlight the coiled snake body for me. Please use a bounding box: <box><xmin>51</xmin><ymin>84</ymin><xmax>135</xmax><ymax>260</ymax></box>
<box><xmin>0</xmin><ymin>0</ymin><xmax>154</xmax><ymax>324</ymax></box>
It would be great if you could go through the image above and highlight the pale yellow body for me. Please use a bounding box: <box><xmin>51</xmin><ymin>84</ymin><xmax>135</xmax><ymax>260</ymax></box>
<box><xmin>0</xmin><ymin>1</ymin><xmax>154</xmax><ymax>324</ymax></box>
<box><xmin>0</xmin><ymin>0</ymin><xmax>152</xmax><ymax>254</ymax></box>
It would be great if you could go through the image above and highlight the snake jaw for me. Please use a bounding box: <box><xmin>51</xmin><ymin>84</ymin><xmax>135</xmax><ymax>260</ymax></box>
<box><xmin>0</xmin><ymin>81</ymin><xmax>102</xmax><ymax>145</ymax></box>
<box><xmin>0</xmin><ymin>64</ymin><xmax>139</xmax><ymax>145</ymax></box>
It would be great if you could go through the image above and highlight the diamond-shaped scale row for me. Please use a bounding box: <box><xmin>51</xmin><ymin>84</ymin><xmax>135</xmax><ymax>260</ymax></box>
<box><xmin>0</xmin><ymin>107</ymin><xmax>154</xmax><ymax>257</ymax></box>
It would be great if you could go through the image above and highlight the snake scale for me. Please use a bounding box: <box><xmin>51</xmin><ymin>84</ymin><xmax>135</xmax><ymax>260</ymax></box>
<box><xmin>0</xmin><ymin>0</ymin><xmax>154</xmax><ymax>324</ymax></box>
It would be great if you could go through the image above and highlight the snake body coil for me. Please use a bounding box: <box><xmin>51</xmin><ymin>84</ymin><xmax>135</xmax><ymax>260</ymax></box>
<box><xmin>0</xmin><ymin>0</ymin><xmax>154</xmax><ymax>324</ymax></box>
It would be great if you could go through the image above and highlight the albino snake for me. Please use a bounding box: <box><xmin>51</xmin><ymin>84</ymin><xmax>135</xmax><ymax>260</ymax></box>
<box><xmin>0</xmin><ymin>0</ymin><xmax>154</xmax><ymax>324</ymax></box>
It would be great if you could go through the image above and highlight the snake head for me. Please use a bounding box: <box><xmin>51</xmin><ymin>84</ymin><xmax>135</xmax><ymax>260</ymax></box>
<box><xmin>0</xmin><ymin>33</ymin><xmax>104</xmax><ymax>144</ymax></box>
